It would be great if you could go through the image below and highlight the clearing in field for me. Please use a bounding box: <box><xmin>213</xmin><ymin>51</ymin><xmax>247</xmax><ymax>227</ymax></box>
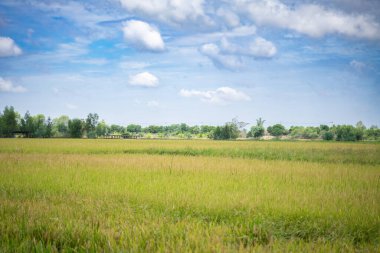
<box><xmin>0</xmin><ymin>139</ymin><xmax>379</xmax><ymax>252</ymax></box>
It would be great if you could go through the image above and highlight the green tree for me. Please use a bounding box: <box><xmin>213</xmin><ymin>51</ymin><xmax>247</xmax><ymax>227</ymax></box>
<box><xmin>52</xmin><ymin>115</ymin><xmax>70</xmax><ymax>137</ymax></box>
<box><xmin>365</xmin><ymin>126</ymin><xmax>380</xmax><ymax>140</ymax></box>
<box><xmin>1</xmin><ymin>106</ymin><xmax>19</xmax><ymax>137</ymax></box>
<box><xmin>322</xmin><ymin>131</ymin><xmax>334</xmax><ymax>140</ymax></box>
<box><xmin>68</xmin><ymin>119</ymin><xmax>84</xmax><ymax>138</ymax></box>
<box><xmin>126</xmin><ymin>124</ymin><xmax>142</xmax><ymax>133</ymax></box>
<box><xmin>85</xmin><ymin>113</ymin><xmax>99</xmax><ymax>138</ymax></box>
<box><xmin>96</xmin><ymin>120</ymin><xmax>109</xmax><ymax>137</ymax></box>
<box><xmin>267</xmin><ymin>124</ymin><xmax>287</xmax><ymax>137</ymax></box>
<box><xmin>45</xmin><ymin>117</ymin><xmax>53</xmax><ymax>138</ymax></box>
<box><xmin>33</xmin><ymin>114</ymin><xmax>46</xmax><ymax>138</ymax></box>
<box><xmin>335</xmin><ymin>125</ymin><xmax>357</xmax><ymax>141</ymax></box>
<box><xmin>248</xmin><ymin>118</ymin><xmax>265</xmax><ymax>138</ymax></box>
<box><xmin>20</xmin><ymin>111</ymin><xmax>35</xmax><ymax>137</ymax></box>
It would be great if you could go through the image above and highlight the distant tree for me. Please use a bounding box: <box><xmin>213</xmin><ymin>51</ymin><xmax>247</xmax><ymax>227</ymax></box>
<box><xmin>85</xmin><ymin>113</ymin><xmax>99</xmax><ymax>138</ymax></box>
<box><xmin>1</xmin><ymin>106</ymin><xmax>19</xmax><ymax>137</ymax></box>
<box><xmin>335</xmin><ymin>125</ymin><xmax>357</xmax><ymax>141</ymax></box>
<box><xmin>45</xmin><ymin>117</ymin><xmax>53</xmax><ymax>138</ymax></box>
<box><xmin>213</xmin><ymin>126</ymin><xmax>222</xmax><ymax>140</ymax></box>
<box><xmin>126</xmin><ymin>124</ymin><xmax>142</xmax><ymax>133</ymax></box>
<box><xmin>110</xmin><ymin>124</ymin><xmax>124</xmax><ymax>134</ymax></box>
<box><xmin>213</xmin><ymin>122</ymin><xmax>239</xmax><ymax>140</ymax></box>
<box><xmin>190</xmin><ymin>125</ymin><xmax>200</xmax><ymax>135</ymax></box>
<box><xmin>52</xmin><ymin>115</ymin><xmax>70</xmax><ymax>137</ymax></box>
<box><xmin>20</xmin><ymin>111</ymin><xmax>35</xmax><ymax>137</ymax></box>
<box><xmin>33</xmin><ymin>114</ymin><xmax>46</xmax><ymax>138</ymax></box>
<box><xmin>355</xmin><ymin>121</ymin><xmax>365</xmax><ymax>141</ymax></box>
<box><xmin>68</xmin><ymin>118</ymin><xmax>84</xmax><ymax>138</ymax></box>
<box><xmin>96</xmin><ymin>120</ymin><xmax>109</xmax><ymax>137</ymax></box>
<box><xmin>267</xmin><ymin>124</ymin><xmax>287</xmax><ymax>137</ymax></box>
<box><xmin>322</xmin><ymin>131</ymin><xmax>334</xmax><ymax>141</ymax></box>
<box><xmin>145</xmin><ymin>125</ymin><xmax>162</xmax><ymax>134</ymax></box>
<box><xmin>319</xmin><ymin>124</ymin><xmax>329</xmax><ymax>131</ymax></box>
<box><xmin>365</xmin><ymin>126</ymin><xmax>380</xmax><ymax>140</ymax></box>
<box><xmin>248</xmin><ymin>118</ymin><xmax>265</xmax><ymax>138</ymax></box>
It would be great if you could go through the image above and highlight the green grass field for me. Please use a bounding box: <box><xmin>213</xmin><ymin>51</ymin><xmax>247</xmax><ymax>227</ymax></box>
<box><xmin>0</xmin><ymin>139</ymin><xmax>379</xmax><ymax>252</ymax></box>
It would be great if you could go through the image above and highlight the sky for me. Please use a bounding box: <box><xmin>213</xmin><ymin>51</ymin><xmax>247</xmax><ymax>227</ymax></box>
<box><xmin>0</xmin><ymin>0</ymin><xmax>379</xmax><ymax>127</ymax></box>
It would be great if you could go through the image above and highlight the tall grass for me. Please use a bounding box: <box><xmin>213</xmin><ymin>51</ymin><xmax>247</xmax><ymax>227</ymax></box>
<box><xmin>0</xmin><ymin>139</ymin><xmax>379</xmax><ymax>252</ymax></box>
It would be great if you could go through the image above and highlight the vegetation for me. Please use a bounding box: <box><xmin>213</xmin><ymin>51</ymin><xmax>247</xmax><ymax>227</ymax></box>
<box><xmin>0</xmin><ymin>139</ymin><xmax>379</xmax><ymax>252</ymax></box>
<box><xmin>1</xmin><ymin>106</ymin><xmax>380</xmax><ymax>141</ymax></box>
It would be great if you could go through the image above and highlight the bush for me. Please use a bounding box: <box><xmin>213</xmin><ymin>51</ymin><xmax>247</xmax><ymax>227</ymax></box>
<box><xmin>267</xmin><ymin>124</ymin><xmax>287</xmax><ymax>137</ymax></box>
<box><xmin>335</xmin><ymin>125</ymin><xmax>358</xmax><ymax>141</ymax></box>
<box><xmin>248</xmin><ymin>126</ymin><xmax>265</xmax><ymax>138</ymax></box>
<box><xmin>322</xmin><ymin>131</ymin><xmax>334</xmax><ymax>141</ymax></box>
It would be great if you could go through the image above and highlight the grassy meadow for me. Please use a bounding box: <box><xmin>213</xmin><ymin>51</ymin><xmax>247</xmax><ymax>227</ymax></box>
<box><xmin>0</xmin><ymin>139</ymin><xmax>379</xmax><ymax>252</ymax></box>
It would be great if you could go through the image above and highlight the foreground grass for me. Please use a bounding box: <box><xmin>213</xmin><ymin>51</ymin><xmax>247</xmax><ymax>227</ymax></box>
<box><xmin>0</xmin><ymin>139</ymin><xmax>379</xmax><ymax>252</ymax></box>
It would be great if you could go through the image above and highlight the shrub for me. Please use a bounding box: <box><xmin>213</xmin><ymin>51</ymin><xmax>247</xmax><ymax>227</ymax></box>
<box><xmin>322</xmin><ymin>131</ymin><xmax>334</xmax><ymax>141</ymax></box>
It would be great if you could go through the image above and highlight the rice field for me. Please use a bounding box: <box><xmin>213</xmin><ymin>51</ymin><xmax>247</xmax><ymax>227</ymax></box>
<box><xmin>0</xmin><ymin>139</ymin><xmax>379</xmax><ymax>252</ymax></box>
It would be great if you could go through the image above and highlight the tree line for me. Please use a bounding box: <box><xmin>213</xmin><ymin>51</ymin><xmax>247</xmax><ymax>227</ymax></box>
<box><xmin>0</xmin><ymin>106</ymin><xmax>379</xmax><ymax>141</ymax></box>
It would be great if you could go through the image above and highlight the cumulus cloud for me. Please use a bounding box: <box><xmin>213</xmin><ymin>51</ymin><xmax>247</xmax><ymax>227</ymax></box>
<box><xmin>0</xmin><ymin>77</ymin><xmax>26</xmax><ymax>93</ymax></box>
<box><xmin>217</xmin><ymin>7</ymin><xmax>240</xmax><ymax>27</ymax></box>
<box><xmin>237</xmin><ymin>0</ymin><xmax>380</xmax><ymax>39</ymax></box>
<box><xmin>180</xmin><ymin>86</ymin><xmax>250</xmax><ymax>104</ymax></box>
<box><xmin>122</xmin><ymin>20</ymin><xmax>165</xmax><ymax>52</ymax></box>
<box><xmin>200</xmin><ymin>43</ymin><xmax>243</xmax><ymax>70</ymax></box>
<box><xmin>119</xmin><ymin>0</ymin><xmax>210</xmax><ymax>26</ymax></box>
<box><xmin>200</xmin><ymin>37</ymin><xmax>276</xmax><ymax>70</ymax></box>
<box><xmin>129</xmin><ymin>72</ymin><xmax>159</xmax><ymax>87</ymax></box>
<box><xmin>247</xmin><ymin>37</ymin><xmax>277</xmax><ymax>58</ymax></box>
<box><xmin>0</xmin><ymin>37</ymin><xmax>22</xmax><ymax>57</ymax></box>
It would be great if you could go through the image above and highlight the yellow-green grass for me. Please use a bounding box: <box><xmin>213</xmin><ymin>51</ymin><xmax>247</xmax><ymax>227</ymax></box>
<box><xmin>0</xmin><ymin>139</ymin><xmax>379</xmax><ymax>252</ymax></box>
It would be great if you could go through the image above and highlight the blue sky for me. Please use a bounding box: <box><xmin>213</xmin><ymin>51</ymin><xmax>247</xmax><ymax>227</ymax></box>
<box><xmin>0</xmin><ymin>0</ymin><xmax>379</xmax><ymax>127</ymax></box>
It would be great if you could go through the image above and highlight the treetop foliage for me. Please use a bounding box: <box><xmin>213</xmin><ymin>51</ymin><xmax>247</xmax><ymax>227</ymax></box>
<box><xmin>0</xmin><ymin>106</ymin><xmax>379</xmax><ymax>141</ymax></box>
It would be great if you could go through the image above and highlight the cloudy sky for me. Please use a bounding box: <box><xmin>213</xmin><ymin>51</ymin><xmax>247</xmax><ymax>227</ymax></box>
<box><xmin>0</xmin><ymin>0</ymin><xmax>379</xmax><ymax>127</ymax></box>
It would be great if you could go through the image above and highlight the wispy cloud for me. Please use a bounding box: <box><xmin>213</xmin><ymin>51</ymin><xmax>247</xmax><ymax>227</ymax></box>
<box><xmin>119</xmin><ymin>0</ymin><xmax>211</xmax><ymax>26</ymax></box>
<box><xmin>199</xmin><ymin>37</ymin><xmax>277</xmax><ymax>70</ymax></box>
<box><xmin>350</xmin><ymin>60</ymin><xmax>366</xmax><ymax>71</ymax></box>
<box><xmin>237</xmin><ymin>0</ymin><xmax>380</xmax><ymax>40</ymax></box>
<box><xmin>180</xmin><ymin>87</ymin><xmax>250</xmax><ymax>104</ymax></box>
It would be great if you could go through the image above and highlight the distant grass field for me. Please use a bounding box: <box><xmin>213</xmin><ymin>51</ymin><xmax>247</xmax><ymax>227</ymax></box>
<box><xmin>0</xmin><ymin>139</ymin><xmax>379</xmax><ymax>252</ymax></box>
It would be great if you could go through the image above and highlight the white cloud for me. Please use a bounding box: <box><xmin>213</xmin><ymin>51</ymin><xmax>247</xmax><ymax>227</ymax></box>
<box><xmin>180</xmin><ymin>86</ymin><xmax>250</xmax><ymax>104</ymax></box>
<box><xmin>129</xmin><ymin>72</ymin><xmax>159</xmax><ymax>87</ymax></box>
<box><xmin>199</xmin><ymin>43</ymin><xmax>243</xmax><ymax>70</ymax></box>
<box><xmin>350</xmin><ymin>60</ymin><xmax>366</xmax><ymax>71</ymax></box>
<box><xmin>173</xmin><ymin>25</ymin><xmax>256</xmax><ymax>46</ymax></box>
<box><xmin>247</xmin><ymin>37</ymin><xmax>277</xmax><ymax>58</ymax></box>
<box><xmin>237</xmin><ymin>0</ymin><xmax>380</xmax><ymax>39</ymax></box>
<box><xmin>119</xmin><ymin>0</ymin><xmax>210</xmax><ymax>26</ymax></box>
<box><xmin>122</xmin><ymin>20</ymin><xmax>165</xmax><ymax>52</ymax></box>
<box><xmin>200</xmin><ymin>37</ymin><xmax>276</xmax><ymax>70</ymax></box>
<box><xmin>217</xmin><ymin>7</ymin><xmax>240</xmax><ymax>27</ymax></box>
<box><xmin>0</xmin><ymin>77</ymin><xmax>26</xmax><ymax>93</ymax></box>
<box><xmin>0</xmin><ymin>37</ymin><xmax>22</xmax><ymax>57</ymax></box>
